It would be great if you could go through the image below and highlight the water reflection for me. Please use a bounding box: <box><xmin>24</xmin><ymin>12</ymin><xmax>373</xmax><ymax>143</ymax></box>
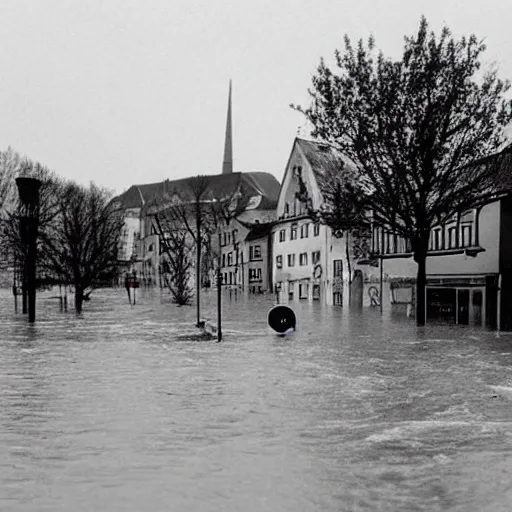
<box><xmin>1</xmin><ymin>288</ymin><xmax>512</xmax><ymax>511</ymax></box>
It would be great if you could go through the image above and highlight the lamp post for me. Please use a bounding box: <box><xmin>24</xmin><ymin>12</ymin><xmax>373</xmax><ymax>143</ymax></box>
<box><xmin>16</xmin><ymin>177</ymin><xmax>41</xmax><ymax>323</ymax></box>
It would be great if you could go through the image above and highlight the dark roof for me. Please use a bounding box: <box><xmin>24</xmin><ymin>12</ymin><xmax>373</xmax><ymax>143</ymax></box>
<box><xmin>295</xmin><ymin>138</ymin><xmax>354</xmax><ymax>179</ymax></box>
<box><xmin>239</xmin><ymin>220</ymin><xmax>274</xmax><ymax>241</ymax></box>
<box><xmin>115</xmin><ymin>172</ymin><xmax>280</xmax><ymax>210</ymax></box>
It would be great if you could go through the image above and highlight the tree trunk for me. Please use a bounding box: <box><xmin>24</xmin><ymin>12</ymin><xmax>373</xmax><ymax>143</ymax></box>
<box><xmin>75</xmin><ymin>286</ymin><xmax>83</xmax><ymax>314</ymax></box>
<box><xmin>195</xmin><ymin>214</ymin><xmax>201</xmax><ymax>327</ymax></box>
<box><xmin>413</xmin><ymin>236</ymin><xmax>429</xmax><ymax>326</ymax></box>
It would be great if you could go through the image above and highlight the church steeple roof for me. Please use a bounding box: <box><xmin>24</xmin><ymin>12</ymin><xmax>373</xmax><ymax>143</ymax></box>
<box><xmin>222</xmin><ymin>80</ymin><xmax>233</xmax><ymax>174</ymax></box>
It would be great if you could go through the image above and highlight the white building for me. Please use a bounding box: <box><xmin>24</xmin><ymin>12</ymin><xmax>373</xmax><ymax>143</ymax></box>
<box><xmin>272</xmin><ymin>138</ymin><xmax>379</xmax><ymax>305</ymax></box>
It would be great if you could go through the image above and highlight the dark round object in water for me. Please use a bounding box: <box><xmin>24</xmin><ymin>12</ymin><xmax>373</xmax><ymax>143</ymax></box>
<box><xmin>268</xmin><ymin>305</ymin><xmax>296</xmax><ymax>334</ymax></box>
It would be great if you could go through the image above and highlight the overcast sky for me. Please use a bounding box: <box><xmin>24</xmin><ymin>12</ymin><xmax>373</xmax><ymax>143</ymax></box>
<box><xmin>1</xmin><ymin>0</ymin><xmax>511</xmax><ymax>195</ymax></box>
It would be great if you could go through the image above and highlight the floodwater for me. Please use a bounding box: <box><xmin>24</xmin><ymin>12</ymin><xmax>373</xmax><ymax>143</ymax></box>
<box><xmin>2</xmin><ymin>287</ymin><xmax>512</xmax><ymax>511</ymax></box>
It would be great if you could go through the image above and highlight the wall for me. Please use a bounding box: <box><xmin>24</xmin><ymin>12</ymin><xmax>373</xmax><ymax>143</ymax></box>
<box><xmin>272</xmin><ymin>219</ymin><xmax>326</xmax><ymax>300</ymax></box>
<box><xmin>119</xmin><ymin>208</ymin><xmax>141</xmax><ymax>262</ymax></box>
<box><xmin>246</xmin><ymin>236</ymin><xmax>269</xmax><ymax>293</ymax></box>
<box><xmin>382</xmin><ymin>201</ymin><xmax>501</xmax><ymax>279</ymax></box>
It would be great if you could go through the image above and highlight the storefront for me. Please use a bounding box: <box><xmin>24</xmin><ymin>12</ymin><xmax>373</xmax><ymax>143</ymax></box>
<box><xmin>426</xmin><ymin>276</ymin><xmax>489</xmax><ymax>327</ymax></box>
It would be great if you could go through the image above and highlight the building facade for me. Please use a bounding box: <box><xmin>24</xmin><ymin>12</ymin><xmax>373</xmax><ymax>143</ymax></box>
<box><xmin>371</xmin><ymin>194</ymin><xmax>512</xmax><ymax>329</ymax></box>
<box><xmin>272</xmin><ymin>138</ymin><xmax>379</xmax><ymax>305</ymax></box>
<box><xmin>117</xmin><ymin>172</ymin><xmax>279</xmax><ymax>293</ymax></box>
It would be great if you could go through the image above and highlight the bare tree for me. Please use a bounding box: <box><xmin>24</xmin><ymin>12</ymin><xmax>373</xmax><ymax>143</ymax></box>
<box><xmin>0</xmin><ymin>157</ymin><xmax>62</xmax><ymax>312</ymax></box>
<box><xmin>293</xmin><ymin>16</ymin><xmax>512</xmax><ymax>324</ymax></box>
<box><xmin>0</xmin><ymin>147</ymin><xmax>22</xmax><ymax>216</ymax></box>
<box><xmin>41</xmin><ymin>182</ymin><xmax>124</xmax><ymax>313</ymax></box>
<box><xmin>149</xmin><ymin>175</ymin><xmax>252</xmax><ymax>324</ymax></box>
<box><xmin>152</xmin><ymin>210</ymin><xmax>194</xmax><ymax>306</ymax></box>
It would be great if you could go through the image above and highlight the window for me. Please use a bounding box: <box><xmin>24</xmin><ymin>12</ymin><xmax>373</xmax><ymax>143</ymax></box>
<box><xmin>314</xmin><ymin>223</ymin><xmax>320</xmax><ymax>236</ymax></box>
<box><xmin>147</xmin><ymin>243</ymin><xmax>154</xmax><ymax>252</ymax></box>
<box><xmin>222</xmin><ymin>254</ymin><xmax>226</xmax><ymax>267</ymax></box>
<box><xmin>333</xmin><ymin>259</ymin><xmax>343</xmax><ymax>278</ymax></box>
<box><xmin>430</xmin><ymin>228</ymin><xmax>442</xmax><ymax>251</ymax></box>
<box><xmin>249</xmin><ymin>268</ymin><xmax>262</xmax><ymax>282</ymax></box>
<box><xmin>287</xmin><ymin>254</ymin><xmax>295</xmax><ymax>267</ymax></box>
<box><xmin>290</xmin><ymin>227</ymin><xmax>298</xmax><ymax>240</ymax></box>
<box><xmin>299</xmin><ymin>252</ymin><xmax>308</xmax><ymax>266</ymax></box>
<box><xmin>312</xmin><ymin>284</ymin><xmax>320</xmax><ymax>300</ymax></box>
<box><xmin>232</xmin><ymin>229</ymin><xmax>238</xmax><ymax>242</ymax></box>
<box><xmin>276</xmin><ymin>255</ymin><xmax>283</xmax><ymax>269</ymax></box>
<box><xmin>250</xmin><ymin>245</ymin><xmax>261</xmax><ymax>261</ymax></box>
<box><xmin>279</xmin><ymin>230</ymin><xmax>286</xmax><ymax>242</ymax></box>
<box><xmin>461</xmin><ymin>224</ymin><xmax>472</xmax><ymax>247</ymax></box>
<box><xmin>300</xmin><ymin>223</ymin><xmax>309</xmax><ymax>238</ymax></box>
<box><xmin>385</xmin><ymin>233</ymin><xmax>395</xmax><ymax>254</ymax></box>
<box><xmin>288</xmin><ymin>281</ymin><xmax>294</xmax><ymax>300</ymax></box>
<box><xmin>299</xmin><ymin>283</ymin><xmax>309</xmax><ymax>299</ymax></box>
<box><xmin>284</xmin><ymin>203</ymin><xmax>290</xmax><ymax>216</ymax></box>
<box><xmin>227</xmin><ymin>252</ymin><xmax>233</xmax><ymax>266</ymax></box>
<box><xmin>447</xmin><ymin>226</ymin><xmax>457</xmax><ymax>249</ymax></box>
<box><xmin>312</xmin><ymin>251</ymin><xmax>321</xmax><ymax>264</ymax></box>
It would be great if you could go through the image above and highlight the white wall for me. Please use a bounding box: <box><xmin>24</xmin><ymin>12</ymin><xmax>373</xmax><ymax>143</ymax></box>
<box><xmin>383</xmin><ymin>201</ymin><xmax>501</xmax><ymax>279</ymax></box>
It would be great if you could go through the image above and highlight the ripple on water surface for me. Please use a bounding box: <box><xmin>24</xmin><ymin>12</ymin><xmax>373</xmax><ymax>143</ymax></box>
<box><xmin>2</xmin><ymin>288</ymin><xmax>512</xmax><ymax>511</ymax></box>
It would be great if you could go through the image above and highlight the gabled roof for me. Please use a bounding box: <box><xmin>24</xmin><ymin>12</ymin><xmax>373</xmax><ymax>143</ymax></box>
<box><xmin>295</xmin><ymin>138</ymin><xmax>354</xmax><ymax>179</ymax></box>
<box><xmin>115</xmin><ymin>171</ymin><xmax>280</xmax><ymax>210</ymax></box>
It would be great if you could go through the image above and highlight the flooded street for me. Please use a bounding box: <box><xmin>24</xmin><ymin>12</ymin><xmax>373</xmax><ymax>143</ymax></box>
<box><xmin>2</xmin><ymin>288</ymin><xmax>512</xmax><ymax>511</ymax></box>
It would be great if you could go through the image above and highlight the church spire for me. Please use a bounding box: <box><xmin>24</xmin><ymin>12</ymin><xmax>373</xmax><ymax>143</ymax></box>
<box><xmin>222</xmin><ymin>80</ymin><xmax>233</xmax><ymax>174</ymax></box>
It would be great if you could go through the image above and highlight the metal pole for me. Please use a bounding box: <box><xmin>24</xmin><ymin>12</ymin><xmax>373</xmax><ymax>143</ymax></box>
<box><xmin>380</xmin><ymin>256</ymin><xmax>383</xmax><ymax>313</ymax></box>
<box><xmin>380</xmin><ymin>229</ymin><xmax>384</xmax><ymax>313</ymax></box>
<box><xmin>217</xmin><ymin>267</ymin><xmax>222</xmax><ymax>342</ymax></box>
<box><xmin>27</xmin><ymin>223</ymin><xmax>37</xmax><ymax>322</ymax></box>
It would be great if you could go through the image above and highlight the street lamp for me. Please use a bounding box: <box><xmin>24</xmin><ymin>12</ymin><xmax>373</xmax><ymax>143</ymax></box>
<box><xmin>16</xmin><ymin>177</ymin><xmax>41</xmax><ymax>323</ymax></box>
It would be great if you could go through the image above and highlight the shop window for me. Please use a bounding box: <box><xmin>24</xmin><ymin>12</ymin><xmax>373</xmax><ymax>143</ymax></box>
<box><xmin>312</xmin><ymin>284</ymin><xmax>320</xmax><ymax>300</ymax></box>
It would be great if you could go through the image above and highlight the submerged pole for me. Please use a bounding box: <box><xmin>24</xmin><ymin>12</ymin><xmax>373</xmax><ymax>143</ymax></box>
<box><xmin>217</xmin><ymin>268</ymin><xmax>222</xmax><ymax>342</ymax></box>
<box><xmin>16</xmin><ymin>177</ymin><xmax>41</xmax><ymax>323</ymax></box>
